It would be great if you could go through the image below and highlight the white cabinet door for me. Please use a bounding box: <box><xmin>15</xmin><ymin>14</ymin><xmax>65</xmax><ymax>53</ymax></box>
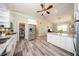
<box><xmin>6</xmin><ymin>35</ymin><xmax>17</xmax><ymax>55</ymax></box>
<box><xmin>54</xmin><ymin>35</ymin><xmax>60</xmax><ymax>46</ymax></box>
<box><xmin>65</xmin><ymin>37</ymin><xmax>74</xmax><ymax>53</ymax></box>
<box><xmin>60</xmin><ymin>36</ymin><xmax>67</xmax><ymax>49</ymax></box>
<box><xmin>47</xmin><ymin>34</ymin><xmax>61</xmax><ymax>46</ymax></box>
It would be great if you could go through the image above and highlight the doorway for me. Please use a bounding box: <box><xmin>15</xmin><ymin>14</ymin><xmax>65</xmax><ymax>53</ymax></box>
<box><xmin>19</xmin><ymin>23</ymin><xmax>25</xmax><ymax>40</ymax></box>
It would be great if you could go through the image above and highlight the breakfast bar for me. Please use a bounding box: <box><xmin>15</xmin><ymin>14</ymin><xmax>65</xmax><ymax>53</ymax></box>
<box><xmin>47</xmin><ymin>33</ymin><xmax>75</xmax><ymax>54</ymax></box>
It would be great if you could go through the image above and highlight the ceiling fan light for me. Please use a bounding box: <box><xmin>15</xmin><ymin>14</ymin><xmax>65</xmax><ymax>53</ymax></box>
<box><xmin>42</xmin><ymin>11</ymin><xmax>46</xmax><ymax>14</ymax></box>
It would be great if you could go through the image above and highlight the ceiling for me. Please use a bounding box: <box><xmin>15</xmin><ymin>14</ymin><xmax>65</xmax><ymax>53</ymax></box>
<box><xmin>6</xmin><ymin>3</ymin><xmax>74</xmax><ymax>24</ymax></box>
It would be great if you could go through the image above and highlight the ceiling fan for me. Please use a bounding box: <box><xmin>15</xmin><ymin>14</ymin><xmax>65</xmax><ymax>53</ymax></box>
<box><xmin>37</xmin><ymin>3</ymin><xmax>53</xmax><ymax>16</ymax></box>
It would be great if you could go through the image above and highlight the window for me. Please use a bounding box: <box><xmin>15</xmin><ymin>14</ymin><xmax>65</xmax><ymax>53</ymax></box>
<box><xmin>57</xmin><ymin>24</ymin><xmax>68</xmax><ymax>32</ymax></box>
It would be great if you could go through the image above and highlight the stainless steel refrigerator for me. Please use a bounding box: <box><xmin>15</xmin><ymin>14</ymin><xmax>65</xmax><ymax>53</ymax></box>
<box><xmin>75</xmin><ymin>4</ymin><xmax>79</xmax><ymax>55</ymax></box>
<box><xmin>74</xmin><ymin>3</ymin><xmax>79</xmax><ymax>56</ymax></box>
<box><xmin>75</xmin><ymin>15</ymin><xmax>79</xmax><ymax>56</ymax></box>
<box><xmin>28</xmin><ymin>24</ymin><xmax>36</xmax><ymax>40</ymax></box>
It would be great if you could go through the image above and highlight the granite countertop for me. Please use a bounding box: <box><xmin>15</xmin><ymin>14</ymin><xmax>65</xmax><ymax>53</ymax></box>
<box><xmin>0</xmin><ymin>33</ymin><xmax>16</xmax><ymax>39</ymax></box>
<box><xmin>0</xmin><ymin>35</ymin><xmax>12</xmax><ymax>39</ymax></box>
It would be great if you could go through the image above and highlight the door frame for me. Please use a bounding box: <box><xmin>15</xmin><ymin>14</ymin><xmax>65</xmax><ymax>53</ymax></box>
<box><xmin>18</xmin><ymin>21</ymin><xmax>25</xmax><ymax>40</ymax></box>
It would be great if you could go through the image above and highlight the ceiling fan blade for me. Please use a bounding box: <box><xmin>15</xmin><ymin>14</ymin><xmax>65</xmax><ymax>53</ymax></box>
<box><xmin>41</xmin><ymin>13</ymin><xmax>43</xmax><ymax>16</ymax></box>
<box><xmin>41</xmin><ymin>4</ymin><xmax>44</xmax><ymax>8</ymax></box>
<box><xmin>46</xmin><ymin>11</ymin><xmax>50</xmax><ymax>14</ymax></box>
<box><xmin>46</xmin><ymin>5</ymin><xmax>53</xmax><ymax>10</ymax></box>
<box><xmin>37</xmin><ymin>11</ymin><xmax>42</xmax><ymax>12</ymax></box>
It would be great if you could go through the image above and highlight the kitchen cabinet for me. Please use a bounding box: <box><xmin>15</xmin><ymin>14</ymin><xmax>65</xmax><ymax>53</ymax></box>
<box><xmin>0</xmin><ymin>4</ymin><xmax>10</xmax><ymax>28</ymax></box>
<box><xmin>6</xmin><ymin>34</ymin><xmax>17</xmax><ymax>56</ymax></box>
<box><xmin>47</xmin><ymin>33</ymin><xmax>75</xmax><ymax>54</ymax></box>
<box><xmin>0</xmin><ymin>34</ymin><xmax>18</xmax><ymax>56</ymax></box>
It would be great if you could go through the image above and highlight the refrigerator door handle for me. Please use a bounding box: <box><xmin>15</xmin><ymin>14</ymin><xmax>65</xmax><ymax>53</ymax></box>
<box><xmin>75</xmin><ymin>20</ymin><xmax>79</xmax><ymax>22</ymax></box>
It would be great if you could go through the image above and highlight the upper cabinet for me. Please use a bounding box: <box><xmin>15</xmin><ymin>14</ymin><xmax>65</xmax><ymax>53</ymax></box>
<box><xmin>0</xmin><ymin>4</ymin><xmax>9</xmax><ymax>17</ymax></box>
<box><xmin>0</xmin><ymin>10</ymin><xmax>9</xmax><ymax>18</ymax></box>
<box><xmin>0</xmin><ymin>4</ymin><xmax>10</xmax><ymax>28</ymax></box>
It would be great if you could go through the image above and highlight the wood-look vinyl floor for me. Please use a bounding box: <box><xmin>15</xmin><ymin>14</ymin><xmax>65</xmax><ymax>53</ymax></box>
<box><xmin>13</xmin><ymin>36</ymin><xmax>74</xmax><ymax>56</ymax></box>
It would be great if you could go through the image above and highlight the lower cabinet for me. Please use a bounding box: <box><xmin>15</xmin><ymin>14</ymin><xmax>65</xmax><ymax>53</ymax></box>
<box><xmin>47</xmin><ymin>34</ymin><xmax>75</xmax><ymax>54</ymax></box>
<box><xmin>6</xmin><ymin>35</ymin><xmax>17</xmax><ymax>56</ymax></box>
<box><xmin>2</xmin><ymin>34</ymin><xmax>18</xmax><ymax>56</ymax></box>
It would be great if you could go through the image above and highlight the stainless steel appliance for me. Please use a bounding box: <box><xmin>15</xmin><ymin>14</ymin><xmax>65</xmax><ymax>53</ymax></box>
<box><xmin>75</xmin><ymin>4</ymin><xmax>79</xmax><ymax>55</ymax></box>
<box><xmin>75</xmin><ymin>19</ymin><xmax>79</xmax><ymax>55</ymax></box>
<box><xmin>28</xmin><ymin>24</ymin><xmax>36</xmax><ymax>40</ymax></box>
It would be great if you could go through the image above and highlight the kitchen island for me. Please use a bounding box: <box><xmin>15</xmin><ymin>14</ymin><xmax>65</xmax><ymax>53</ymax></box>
<box><xmin>0</xmin><ymin>34</ymin><xmax>18</xmax><ymax>56</ymax></box>
<box><xmin>47</xmin><ymin>33</ymin><xmax>76</xmax><ymax>54</ymax></box>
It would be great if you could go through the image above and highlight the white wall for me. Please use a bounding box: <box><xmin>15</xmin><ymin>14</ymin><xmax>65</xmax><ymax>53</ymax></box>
<box><xmin>10</xmin><ymin>10</ymin><xmax>57</xmax><ymax>37</ymax></box>
<box><xmin>27</xmin><ymin>19</ymin><xmax>37</xmax><ymax>25</ymax></box>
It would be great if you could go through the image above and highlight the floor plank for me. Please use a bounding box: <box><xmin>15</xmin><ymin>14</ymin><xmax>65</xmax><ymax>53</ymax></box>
<box><xmin>37</xmin><ymin>36</ymin><xmax>73</xmax><ymax>56</ymax></box>
<box><xmin>13</xmin><ymin>36</ymin><xmax>74</xmax><ymax>56</ymax></box>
